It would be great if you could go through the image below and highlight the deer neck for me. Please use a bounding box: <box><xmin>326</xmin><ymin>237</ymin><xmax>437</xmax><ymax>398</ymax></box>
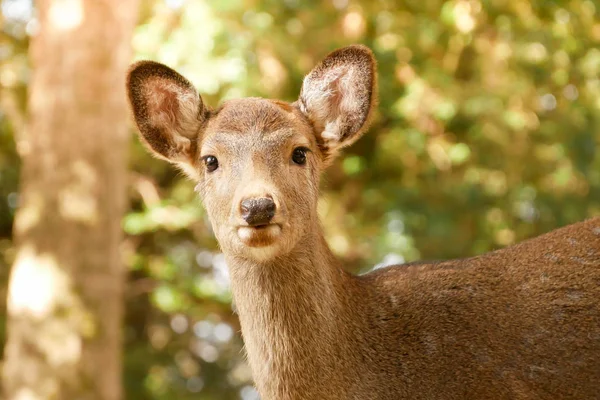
<box><xmin>225</xmin><ymin>227</ymin><xmax>356</xmax><ymax>396</ymax></box>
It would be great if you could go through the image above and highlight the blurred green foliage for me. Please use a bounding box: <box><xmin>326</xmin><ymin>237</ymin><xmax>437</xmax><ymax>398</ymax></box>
<box><xmin>1</xmin><ymin>0</ymin><xmax>599</xmax><ymax>398</ymax></box>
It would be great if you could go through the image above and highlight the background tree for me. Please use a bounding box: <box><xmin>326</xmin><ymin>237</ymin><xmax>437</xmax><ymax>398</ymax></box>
<box><xmin>2</xmin><ymin>0</ymin><xmax>138</xmax><ymax>399</ymax></box>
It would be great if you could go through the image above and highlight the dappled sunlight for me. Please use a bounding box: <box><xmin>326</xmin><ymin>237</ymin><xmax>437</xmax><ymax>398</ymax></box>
<box><xmin>342</xmin><ymin>9</ymin><xmax>366</xmax><ymax>39</ymax></box>
<box><xmin>453</xmin><ymin>1</ymin><xmax>478</xmax><ymax>33</ymax></box>
<box><xmin>318</xmin><ymin>195</ymin><xmax>352</xmax><ymax>257</ymax></box>
<box><xmin>133</xmin><ymin>174</ymin><xmax>161</xmax><ymax>207</ymax></box>
<box><xmin>35</xmin><ymin>315</ymin><xmax>84</xmax><ymax>368</ymax></box>
<box><xmin>257</xmin><ymin>47</ymin><xmax>287</xmax><ymax>94</ymax></box>
<box><xmin>13</xmin><ymin>191</ymin><xmax>42</xmax><ymax>235</ymax></box>
<box><xmin>48</xmin><ymin>0</ymin><xmax>83</xmax><ymax>32</ymax></box>
<box><xmin>7</xmin><ymin>244</ymin><xmax>87</xmax><ymax>378</ymax></box>
<box><xmin>58</xmin><ymin>160</ymin><xmax>99</xmax><ymax>224</ymax></box>
<box><xmin>426</xmin><ymin>140</ymin><xmax>452</xmax><ymax>171</ymax></box>
<box><xmin>13</xmin><ymin>388</ymin><xmax>44</xmax><ymax>400</ymax></box>
<box><xmin>132</xmin><ymin>0</ymin><xmax>239</xmax><ymax>97</ymax></box>
<box><xmin>7</xmin><ymin>245</ymin><xmax>65</xmax><ymax>318</ymax></box>
<box><xmin>124</xmin><ymin>203</ymin><xmax>203</xmax><ymax>234</ymax></box>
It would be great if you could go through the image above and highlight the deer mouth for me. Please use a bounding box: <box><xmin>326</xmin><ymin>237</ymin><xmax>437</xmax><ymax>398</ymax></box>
<box><xmin>237</xmin><ymin>224</ymin><xmax>282</xmax><ymax>247</ymax></box>
<box><xmin>250</xmin><ymin>224</ymin><xmax>270</xmax><ymax>230</ymax></box>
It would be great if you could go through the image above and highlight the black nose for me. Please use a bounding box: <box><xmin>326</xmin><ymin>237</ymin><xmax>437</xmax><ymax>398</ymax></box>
<box><xmin>240</xmin><ymin>197</ymin><xmax>276</xmax><ymax>226</ymax></box>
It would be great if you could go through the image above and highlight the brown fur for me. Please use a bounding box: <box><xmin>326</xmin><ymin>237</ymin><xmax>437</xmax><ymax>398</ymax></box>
<box><xmin>127</xmin><ymin>45</ymin><xmax>600</xmax><ymax>399</ymax></box>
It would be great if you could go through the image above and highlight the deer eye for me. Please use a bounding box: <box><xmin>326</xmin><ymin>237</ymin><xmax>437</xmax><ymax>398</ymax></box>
<box><xmin>292</xmin><ymin>147</ymin><xmax>308</xmax><ymax>165</ymax></box>
<box><xmin>203</xmin><ymin>155</ymin><xmax>219</xmax><ymax>172</ymax></box>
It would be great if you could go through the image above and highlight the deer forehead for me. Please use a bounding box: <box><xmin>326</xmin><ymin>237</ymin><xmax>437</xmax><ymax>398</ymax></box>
<box><xmin>201</xmin><ymin>98</ymin><xmax>315</xmax><ymax>155</ymax></box>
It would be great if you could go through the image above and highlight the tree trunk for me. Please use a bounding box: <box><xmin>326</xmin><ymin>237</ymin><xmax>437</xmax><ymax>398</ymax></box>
<box><xmin>2</xmin><ymin>1</ymin><xmax>139</xmax><ymax>399</ymax></box>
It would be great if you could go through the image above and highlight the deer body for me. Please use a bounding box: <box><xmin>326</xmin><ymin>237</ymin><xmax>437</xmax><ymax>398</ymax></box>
<box><xmin>127</xmin><ymin>45</ymin><xmax>600</xmax><ymax>399</ymax></box>
<box><xmin>227</xmin><ymin>217</ymin><xmax>600</xmax><ymax>400</ymax></box>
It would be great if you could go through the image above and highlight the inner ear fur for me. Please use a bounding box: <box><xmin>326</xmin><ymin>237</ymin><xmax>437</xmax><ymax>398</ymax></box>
<box><xmin>126</xmin><ymin>61</ymin><xmax>208</xmax><ymax>164</ymax></box>
<box><xmin>297</xmin><ymin>45</ymin><xmax>377</xmax><ymax>162</ymax></box>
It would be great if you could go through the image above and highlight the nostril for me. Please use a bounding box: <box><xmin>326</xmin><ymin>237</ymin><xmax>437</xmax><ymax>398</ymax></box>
<box><xmin>264</xmin><ymin>198</ymin><xmax>276</xmax><ymax>214</ymax></box>
<box><xmin>240</xmin><ymin>199</ymin><xmax>252</xmax><ymax>215</ymax></box>
<box><xmin>241</xmin><ymin>197</ymin><xmax>276</xmax><ymax>226</ymax></box>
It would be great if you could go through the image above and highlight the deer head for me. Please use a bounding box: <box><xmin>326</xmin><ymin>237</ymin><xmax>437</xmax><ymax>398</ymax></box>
<box><xmin>127</xmin><ymin>45</ymin><xmax>377</xmax><ymax>262</ymax></box>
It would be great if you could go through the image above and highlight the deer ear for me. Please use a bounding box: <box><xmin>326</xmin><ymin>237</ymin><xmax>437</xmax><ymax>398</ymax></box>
<box><xmin>297</xmin><ymin>45</ymin><xmax>377</xmax><ymax>161</ymax></box>
<box><xmin>126</xmin><ymin>61</ymin><xmax>208</xmax><ymax>164</ymax></box>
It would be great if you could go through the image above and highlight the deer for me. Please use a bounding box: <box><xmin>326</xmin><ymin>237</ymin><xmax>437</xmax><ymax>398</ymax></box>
<box><xmin>126</xmin><ymin>45</ymin><xmax>600</xmax><ymax>399</ymax></box>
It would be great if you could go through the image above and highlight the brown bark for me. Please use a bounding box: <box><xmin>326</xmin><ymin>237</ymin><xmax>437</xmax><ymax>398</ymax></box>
<box><xmin>2</xmin><ymin>1</ymin><xmax>139</xmax><ymax>399</ymax></box>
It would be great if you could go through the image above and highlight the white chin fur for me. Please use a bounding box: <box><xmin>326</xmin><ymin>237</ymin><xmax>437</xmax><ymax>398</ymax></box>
<box><xmin>244</xmin><ymin>246</ymin><xmax>282</xmax><ymax>262</ymax></box>
<box><xmin>236</xmin><ymin>225</ymin><xmax>283</xmax><ymax>262</ymax></box>
<box><xmin>237</xmin><ymin>224</ymin><xmax>281</xmax><ymax>242</ymax></box>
